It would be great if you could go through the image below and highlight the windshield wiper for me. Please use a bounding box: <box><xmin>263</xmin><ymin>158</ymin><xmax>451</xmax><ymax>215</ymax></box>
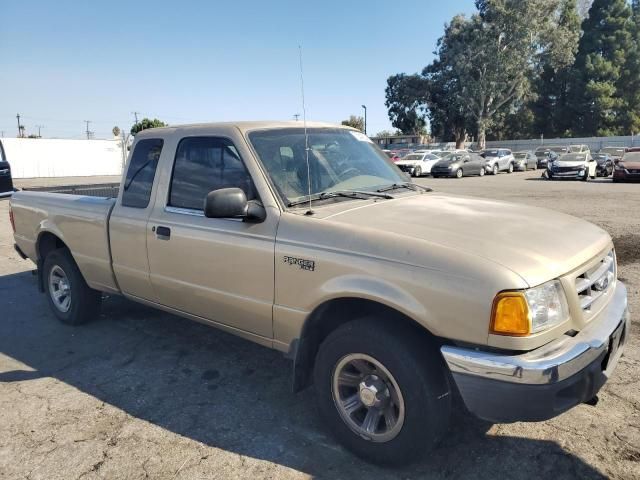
<box><xmin>287</xmin><ymin>190</ymin><xmax>393</xmax><ymax>208</ymax></box>
<box><xmin>376</xmin><ymin>182</ymin><xmax>432</xmax><ymax>193</ymax></box>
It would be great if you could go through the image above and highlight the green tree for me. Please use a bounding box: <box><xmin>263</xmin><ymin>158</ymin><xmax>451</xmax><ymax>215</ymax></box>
<box><xmin>619</xmin><ymin>0</ymin><xmax>640</xmax><ymax>134</ymax></box>
<box><xmin>384</xmin><ymin>74</ymin><xmax>428</xmax><ymax>134</ymax></box>
<box><xmin>569</xmin><ymin>0</ymin><xmax>634</xmax><ymax>135</ymax></box>
<box><xmin>112</xmin><ymin>126</ymin><xmax>121</xmax><ymax>137</ymax></box>
<box><xmin>422</xmin><ymin>29</ymin><xmax>472</xmax><ymax>147</ymax></box>
<box><xmin>429</xmin><ymin>1</ymin><xmax>561</xmax><ymax>148</ymax></box>
<box><xmin>340</xmin><ymin>115</ymin><xmax>365</xmax><ymax>132</ymax></box>
<box><xmin>130</xmin><ymin>118</ymin><xmax>168</xmax><ymax>136</ymax></box>
<box><xmin>532</xmin><ymin>0</ymin><xmax>581</xmax><ymax>136</ymax></box>
<box><xmin>374</xmin><ymin>130</ymin><xmax>399</xmax><ymax>138</ymax></box>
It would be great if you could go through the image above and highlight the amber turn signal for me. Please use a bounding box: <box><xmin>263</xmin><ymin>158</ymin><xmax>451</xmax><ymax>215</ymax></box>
<box><xmin>490</xmin><ymin>292</ymin><xmax>530</xmax><ymax>336</ymax></box>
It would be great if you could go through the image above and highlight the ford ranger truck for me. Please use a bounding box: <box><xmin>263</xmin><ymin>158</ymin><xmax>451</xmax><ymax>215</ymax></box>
<box><xmin>10</xmin><ymin>122</ymin><xmax>630</xmax><ymax>465</ymax></box>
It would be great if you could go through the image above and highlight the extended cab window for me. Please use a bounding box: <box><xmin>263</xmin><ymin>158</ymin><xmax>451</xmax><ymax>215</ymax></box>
<box><xmin>122</xmin><ymin>138</ymin><xmax>164</xmax><ymax>208</ymax></box>
<box><xmin>169</xmin><ymin>137</ymin><xmax>255</xmax><ymax>211</ymax></box>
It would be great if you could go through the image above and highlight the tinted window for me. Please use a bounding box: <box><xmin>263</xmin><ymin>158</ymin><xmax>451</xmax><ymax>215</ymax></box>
<box><xmin>122</xmin><ymin>138</ymin><xmax>164</xmax><ymax>208</ymax></box>
<box><xmin>169</xmin><ymin>137</ymin><xmax>255</xmax><ymax>210</ymax></box>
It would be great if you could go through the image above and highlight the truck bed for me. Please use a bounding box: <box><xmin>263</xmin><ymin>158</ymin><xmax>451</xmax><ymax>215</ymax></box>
<box><xmin>11</xmin><ymin>191</ymin><xmax>119</xmax><ymax>293</ymax></box>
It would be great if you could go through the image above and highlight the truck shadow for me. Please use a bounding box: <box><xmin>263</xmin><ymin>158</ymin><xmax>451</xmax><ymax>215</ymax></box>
<box><xmin>0</xmin><ymin>270</ymin><xmax>607</xmax><ymax>479</ymax></box>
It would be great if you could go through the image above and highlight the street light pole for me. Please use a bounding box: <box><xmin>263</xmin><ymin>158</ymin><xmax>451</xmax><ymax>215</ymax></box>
<box><xmin>361</xmin><ymin>105</ymin><xmax>367</xmax><ymax>135</ymax></box>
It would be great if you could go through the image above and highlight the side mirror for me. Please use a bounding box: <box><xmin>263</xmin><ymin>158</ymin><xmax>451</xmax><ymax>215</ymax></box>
<box><xmin>204</xmin><ymin>188</ymin><xmax>266</xmax><ymax>222</ymax></box>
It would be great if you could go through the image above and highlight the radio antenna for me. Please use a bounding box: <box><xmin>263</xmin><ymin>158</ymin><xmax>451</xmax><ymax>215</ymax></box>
<box><xmin>298</xmin><ymin>45</ymin><xmax>313</xmax><ymax>215</ymax></box>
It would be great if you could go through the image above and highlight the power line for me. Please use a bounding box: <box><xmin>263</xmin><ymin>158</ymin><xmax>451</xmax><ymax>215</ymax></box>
<box><xmin>132</xmin><ymin>111</ymin><xmax>140</xmax><ymax>124</ymax></box>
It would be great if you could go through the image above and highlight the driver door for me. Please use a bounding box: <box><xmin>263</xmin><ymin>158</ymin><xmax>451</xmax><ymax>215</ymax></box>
<box><xmin>146</xmin><ymin>136</ymin><xmax>278</xmax><ymax>338</ymax></box>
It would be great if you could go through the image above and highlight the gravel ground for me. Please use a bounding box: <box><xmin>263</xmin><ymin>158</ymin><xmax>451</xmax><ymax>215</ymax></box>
<box><xmin>0</xmin><ymin>170</ymin><xmax>638</xmax><ymax>479</ymax></box>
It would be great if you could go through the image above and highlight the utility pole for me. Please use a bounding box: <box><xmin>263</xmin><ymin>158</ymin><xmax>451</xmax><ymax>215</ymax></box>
<box><xmin>132</xmin><ymin>111</ymin><xmax>140</xmax><ymax>124</ymax></box>
<box><xmin>35</xmin><ymin>125</ymin><xmax>44</xmax><ymax>138</ymax></box>
<box><xmin>84</xmin><ymin>120</ymin><xmax>93</xmax><ymax>140</ymax></box>
<box><xmin>293</xmin><ymin>113</ymin><xmax>300</xmax><ymax>121</ymax></box>
<box><xmin>16</xmin><ymin>113</ymin><xmax>22</xmax><ymax>137</ymax></box>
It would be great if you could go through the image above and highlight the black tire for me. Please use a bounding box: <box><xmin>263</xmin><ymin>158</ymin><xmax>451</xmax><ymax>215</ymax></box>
<box><xmin>492</xmin><ymin>164</ymin><xmax>499</xmax><ymax>175</ymax></box>
<box><xmin>43</xmin><ymin>248</ymin><xmax>101</xmax><ymax>325</ymax></box>
<box><xmin>432</xmin><ymin>175</ymin><xmax>440</xmax><ymax>179</ymax></box>
<box><xmin>413</xmin><ymin>166</ymin><xmax>422</xmax><ymax>178</ymax></box>
<box><xmin>479</xmin><ymin>167</ymin><xmax>485</xmax><ymax>177</ymax></box>
<box><xmin>313</xmin><ymin>317</ymin><xmax>451</xmax><ymax>465</ymax></box>
<box><xmin>455</xmin><ymin>168</ymin><xmax>463</xmax><ymax>179</ymax></box>
<box><xmin>507</xmin><ymin>162</ymin><xmax>514</xmax><ymax>173</ymax></box>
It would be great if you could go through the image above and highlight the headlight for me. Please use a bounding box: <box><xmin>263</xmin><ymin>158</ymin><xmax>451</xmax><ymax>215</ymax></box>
<box><xmin>490</xmin><ymin>280</ymin><xmax>570</xmax><ymax>336</ymax></box>
<box><xmin>614</xmin><ymin>164</ymin><xmax>625</xmax><ymax>171</ymax></box>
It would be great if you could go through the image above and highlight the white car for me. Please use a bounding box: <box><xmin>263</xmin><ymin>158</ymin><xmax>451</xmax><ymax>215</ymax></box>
<box><xmin>547</xmin><ymin>152</ymin><xmax>597</xmax><ymax>181</ymax></box>
<box><xmin>395</xmin><ymin>152</ymin><xmax>441</xmax><ymax>177</ymax></box>
<box><xmin>481</xmin><ymin>148</ymin><xmax>515</xmax><ymax>174</ymax></box>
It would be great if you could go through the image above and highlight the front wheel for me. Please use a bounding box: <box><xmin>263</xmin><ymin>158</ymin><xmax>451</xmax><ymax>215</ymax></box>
<box><xmin>507</xmin><ymin>162</ymin><xmax>514</xmax><ymax>173</ymax></box>
<box><xmin>43</xmin><ymin>249</ymin><xmax>101</xmax><ymax>325</ymax></box>
<box><xmin>479</xmin><ymin>167</ymin><xmax>485</xmax><ymax>177</ymax></box>
<box><xmin>492</xmin><ymin>164</ymin><xmax>499</xmax><ymax>175</ymax></box>
<box><xmin>455</xmin><ymin>168</ymin><xmax>463</xmax><ymax>179</ymax></box>
<box><xmin>413</xmin><ymin>166</ymin><xmax>422</xmax><ymax>178</ymax></box>
<box><xmin>314</xmin><ymin>318</ymin><xmax>451</xmax><ymax>465</ymax></box>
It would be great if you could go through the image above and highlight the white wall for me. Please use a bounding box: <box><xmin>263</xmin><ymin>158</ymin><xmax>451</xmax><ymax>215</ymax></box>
<box><xmin>0</xmin><ymin>137</ymin><xmax>124</xmax><ymax>178</ymax></box>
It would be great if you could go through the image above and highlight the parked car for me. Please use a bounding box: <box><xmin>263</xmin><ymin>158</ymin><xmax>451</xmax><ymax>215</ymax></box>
<box><xmin>513</xmin><ymin>151</ymin><xmax>537</xmax><ymax>171</ymax></box>
<box><xmin>481</xmin><ymin>148</ymin><xmax>515</xmax><ymax>174</ymax></box>
<box><xmin>569</xmin><ymin>144</ymin><xmax>590</xmax><ymax>153</ymax></box>
<box><xmin>431</xmin><ymin>152</ymin><xmax>487</xmax><ymax>178</ymax></box>
<box><xmin>592</xmin><ymin>153</ymin><xmax>614</xmax><ymax>177</ymax></box>
<box><xmin>9</xmin><ymin>121</ymin><xmax>629</xmax><ymax>465</ymax></box>
<box><xmin>0</xmin><ymin>140</ymin><xmax>14</xmax><ymax>197</ymax></box>
<box><xmin>613</xmin><ymin>151</ymin><xmax>640</xmax><ymax>182</ymax></box>
<box><xmin>547</xmin><ymin>152</ymin><xmax>597</xmax><ymax>181</ymax></box>
<box><xmin>598</xmin><ymin>146</ymin><xmax>627</xmax><ymax>161</ymax></box>
<box><xmin>534</xmin><ymin>147</ymin><xmax>559</xmax><ymax>168</ymax></box>
<box><xmin>395</xmin><ymin>152</ymin><xmax>441</xmax><ymax>177</ymax></box>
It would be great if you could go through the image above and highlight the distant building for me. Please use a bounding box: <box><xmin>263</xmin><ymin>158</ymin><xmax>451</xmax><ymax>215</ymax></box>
<box><xmin>370</xmin><ymin>133</ymin><xmax>430</xmax><ymax>147</ymax></box>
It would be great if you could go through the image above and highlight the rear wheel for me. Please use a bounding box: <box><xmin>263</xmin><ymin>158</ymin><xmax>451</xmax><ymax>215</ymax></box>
<box><xmin>43</xmin><ymin>249</ymin><xmax>101</xmax><ymax>325</ymax></box>
<box><xmin>413</xmin><ymin>166</ymin><xmax>422</xmax><ymax>178</ymax></box>
<box><xmin>479</xmin><ymin>167</ymin><xmax>485</xmax><ymax>177</ymax></box>
<box><xmin>507</xmin><ymin>162</ymin><xmax>514</xmax><ymax>173</ymax></box>
<box><xmin>313</xmin><ymin>318</ymin><xmax>451</xmax><ymax>465</ymax></box>
<box><xmin>456</xmin><ymin>168</ymin><xmax>463</xmax><ymax>179</ymax></box>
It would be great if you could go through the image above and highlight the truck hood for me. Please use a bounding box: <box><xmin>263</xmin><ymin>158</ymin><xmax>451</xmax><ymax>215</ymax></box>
<box><xmin>323</xmin><ymin>193</ymin><xmax>611</xmax><ymax>287</ymax></box>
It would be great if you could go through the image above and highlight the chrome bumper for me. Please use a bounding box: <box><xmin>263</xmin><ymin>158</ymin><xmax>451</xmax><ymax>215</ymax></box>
<box><xmin>441</xmin><ymin>282</ymin><xmax>629</xmax><ymax>422</ymax></box>
<box><xmin>441</xmin><ymin>281</ymin><xmax>628</xmax><ymax>385</ymax></box>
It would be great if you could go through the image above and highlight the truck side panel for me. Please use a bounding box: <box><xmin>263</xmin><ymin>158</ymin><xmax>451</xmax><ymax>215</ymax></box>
<box><xmin>11</xmin><ymin>191</ymin><xmax>119</xmax><ymax>293</ymax></box>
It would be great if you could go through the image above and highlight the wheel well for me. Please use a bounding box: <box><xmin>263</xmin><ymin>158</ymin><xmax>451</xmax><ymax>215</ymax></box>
<box><xmin>37</xmin><ymin>232</ymin><xmax>68</xmax><ymax>261</ymax></box>
<box><xmin>36</xmin><ymin>232</ymin><xmax>68</xmax><ymax>292</ymax></box>
<box><xmin>291</xmin><ymin>297</ymin><xmax>438</xmax><ymax>392</ymax></box>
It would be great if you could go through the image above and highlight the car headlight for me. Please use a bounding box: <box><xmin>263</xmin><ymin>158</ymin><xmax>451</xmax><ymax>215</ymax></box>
<box><xmin>490</xmin><ymin>280</ymin><xmax>570</xmax><ymax>336</ymax></box>
<box><xmin>614</xmin><ymin>164</ymin><xmax>625</xmax><ymax>171</ymax></box>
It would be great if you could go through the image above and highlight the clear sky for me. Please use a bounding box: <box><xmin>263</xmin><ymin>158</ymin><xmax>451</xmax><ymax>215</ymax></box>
<box><xmin>1</xmin><ymin>0</ymin><xmax>474</xmax><ymax>139</ymax></box>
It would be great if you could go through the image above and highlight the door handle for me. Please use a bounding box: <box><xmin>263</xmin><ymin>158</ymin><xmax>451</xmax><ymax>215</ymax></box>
<box><xmin>155</xmin><ymin>226</ymin><xmax>171</xmax><ymax>239</ymax></box>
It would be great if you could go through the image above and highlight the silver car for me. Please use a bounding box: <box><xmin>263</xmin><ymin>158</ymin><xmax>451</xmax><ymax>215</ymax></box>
<box><xmin>481</xmin><ymin>148</ymin><xmax>515</xmax><ymax>174</ymax></box>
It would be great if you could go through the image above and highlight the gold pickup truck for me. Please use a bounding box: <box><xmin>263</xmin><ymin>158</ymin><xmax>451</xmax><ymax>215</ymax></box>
<box><xmin>10</xmin><ymin>122</ymin><xmax>629</xmax><ymax>464</ymax></box>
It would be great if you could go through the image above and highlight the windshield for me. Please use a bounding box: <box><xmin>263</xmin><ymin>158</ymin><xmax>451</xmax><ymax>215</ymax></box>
<box><xmin>550</xmin><ymin>146</ymin><xmax>567</xmax><ymax>153</ymax></box>
<box><xmin>248</xmin><ymin>128</ymin><xmax>407</xmax><ymax>205</ymax></box>
<box><xmin>514</xmin><ymin>153</ymin><xmax>527</xmax><ymax>159</ymax></box>
<box><xmin>600</xmin><ymin>147</ymin><xmax>625</xmax><ymax>155</ymax></box>
<box><xmin>482</xmin><ymin>149</ymin><xmax>499</xmax><ymax>157</ymax></box>
<box><xmin>403</xmin><ymin>154</ymin><xmax>424</xmax><ymax>160</ymax></box>
<box><xmin>559</xmin><ymin>153</ymin><xmax>587</xmax><ymax>162</ymax></box>
<box><xmin>441</xmin><ymin>153</ymin><xmax>463</xmax><ymax>162</ymax></box>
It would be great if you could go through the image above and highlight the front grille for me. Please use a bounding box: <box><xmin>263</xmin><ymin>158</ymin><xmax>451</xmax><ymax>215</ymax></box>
<box><xmin>629</xmin><ymin>169</ymin><xmax>640</xmax><ymax>174</ymax></box>
<box><xmin>574</xmin><ymin>250</ymin><xmax>615</xmax><ymax>320</ymax></box>
<box><xmin>397</xmin><ymin>165</ymin><xmax>413</xmax><ymax>172</ymax></box>
<box><xmin>554</xmin><ymin>166</ymin><xmax>580</xmax><ymax>173</ymax></box>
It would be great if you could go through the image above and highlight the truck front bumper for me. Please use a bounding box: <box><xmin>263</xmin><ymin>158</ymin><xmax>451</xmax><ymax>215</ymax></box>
<box><xmin>441</xmin><ymin>281</ymin><xmax>629</xmax><ymax>423</ymax></box>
